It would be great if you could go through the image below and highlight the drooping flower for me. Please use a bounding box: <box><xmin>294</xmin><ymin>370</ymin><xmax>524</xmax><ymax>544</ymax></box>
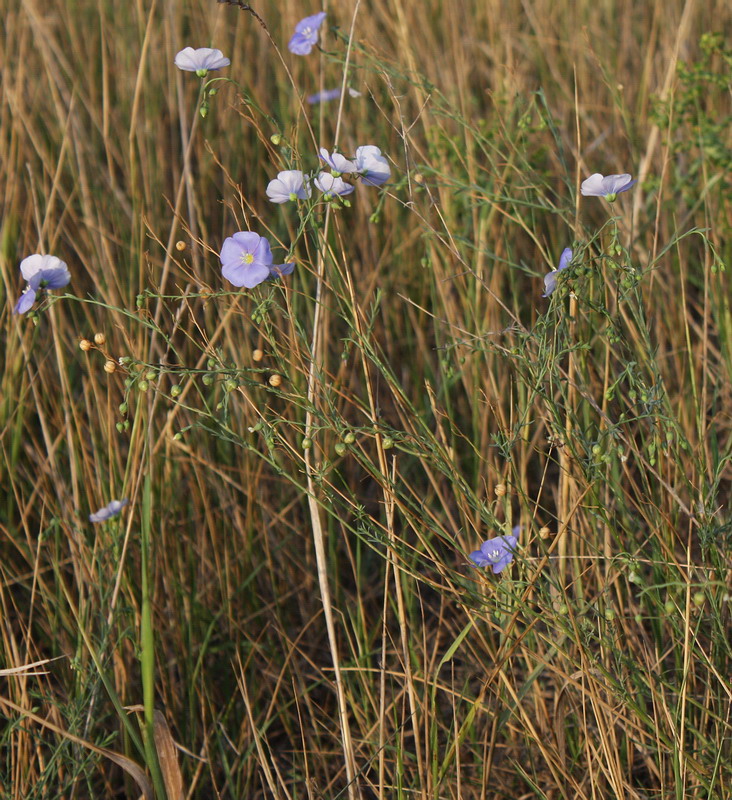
<box><xmin>220</xmin><ymin>232</ymin><xmax>294</xmax><ymax>288</ymax></box>
<box><xmin>266</xmin><ymin>170</ymin><xmax>311</xmax><ymax>204</ymax></box>
<box><xmin>543</xmin><ymin>247</ymin><xmax>573</xmax><ymax>297</ymax></box>
<box><xmin>174</xmin><ymin>47</ymin><xmax>230</xmax><ymax>76</ymax></box>
<box><xmin>319</xmin><ymin>148</ymin><xmax>357</xmax><ymax>175</ymax></box>
<box><xmin>314</xmin><ymin>172</ymin><xmax>354</xmax><ymax>198</ymax></box>
<box><xmin>288</xmin><ymin>11</ymin><xmax>327</xmax><ymax>55</ymax></box>
<box><xmin>580</xmin><ymin>173</ymin><xmax>636</xmax><ymax>201</ymax></box>
<box><xmin>307</xmin><ymin>87</ymin><xmax>361</xmax><ymax>104</ymax></box>
<box><xmin>14</xmin><ymin>254</ymin><xmax>71</xmax><ymax>315</ymax></box>
<box><xmin>89</xmin><ymin>498</ymin><xmax>129</xmax><ymax>523</ymax></box>
<box><xmin>354</xmin><ymin>145</ymin><xmax>391</xmax><ymax>186</ymax></box>
<box><xmin>469</xmin><ymin>526</ymin><xmax>520</xmax><ymax>574</ymax></box>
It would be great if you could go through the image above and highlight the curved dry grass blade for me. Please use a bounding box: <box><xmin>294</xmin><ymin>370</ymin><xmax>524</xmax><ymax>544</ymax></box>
<box><xmin>0</xmin><ymin>657</ymin><xmax>56</xmax><ymax>676</ymax></box>
<box><xmin>153</xmin><ymin>710</ymin><xmax>185</xmax><ymax>800</ymax></box>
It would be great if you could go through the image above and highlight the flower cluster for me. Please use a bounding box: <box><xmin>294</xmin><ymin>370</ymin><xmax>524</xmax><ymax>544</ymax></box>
<box><xmin>541</xmin><ymin>172</ymin><xmax>636</xmax><ymax>296</ymax></box>
<box><xmin>264</xmin><ymin>145</ymin><xmax>391</xmax><ymax>207</ymax></box>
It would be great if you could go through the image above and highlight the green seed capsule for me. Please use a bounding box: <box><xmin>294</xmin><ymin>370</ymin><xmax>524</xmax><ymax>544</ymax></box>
<box><xmin>145</xmin><ymin>371</ymin><xmax>156</xmax><ymax>381</ymax></box>
<box><xmin>138</xmin><ymin>380</ymin><xmax>149</xmax><ymax>392</ymax></box>
<box><xmin>118</xmin><ymin>402</ymin><xmax>128</xmax><ymax>415</ymax></box>
<box><xmin>202</xmin><ymin>374</ymin><xmax>214</xmax><ymax>386</ymax></box>
<box><xmin>693</xmin><ymin>591</ymin><xmax>705</xmax><ymax>607</ymax></box>
<box><xmin>382</xmin><ymin>437</ymin><xmax>394</xmax><ymax>450</ymax></box>
<box><xmin>116</xmin><ymin>422</ymin><xmax>124</xmax><ymax>433</ymax></box>
<box><xmin>301</xmin><ymin>438</ymin><xmax>313</xmax><ymax>450</ymax></box>
<box><xmin>664</xmin><ymin>599</ymin><xmax>675</xmax><ymax>615</ymax></box>
<box><xmin>343</xmin><ymin>432</ymin><xmax>356</xmax><ymax>445</ymax></box>
<box><xmin>335</xmin><ymin>442</ymin><xmax>347</xmax><ymax>456</ymax></box>
<box><xmin>224</xmin><ymin>379</ymin><xmax>238</xmax><ymax>392</ymax></box>
<box><xmin>170</xmin><ymin>384</ymin><xmax>182</xmax><ymax>397</ymax></box>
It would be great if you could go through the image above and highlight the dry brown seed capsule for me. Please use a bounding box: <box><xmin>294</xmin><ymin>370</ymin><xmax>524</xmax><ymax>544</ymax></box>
<box><xmin>539</xmin><ymin>526</ymin><xmax>551</xmax><ymax>539</ymax></box>
<box><xmin>494</xmin><ymin>483</ymin><xmax>507</xmax><ymax>497</ymax></box>
<box><xmin>175</xmin><ymin>240</ymin><xmax>187</xmax><ymax>251</ymax></box>
<box><xmin>104</xmin><ymin>360</ymin><xmax>117</xmax><ymax>374</ymax></box>
<box><xmin>268</xmin><ymin>374</ymin><xmax>282</xmax><ymax>388</ymax></box>
<box><xmin>252</xmin><ymin>349</ymin><xmax>264</xmax><ymax>362</ymax></box>
<box><xmin>414</xmin><ymin>173</ymin><xmax>425</xmax><ymax>184</ymax></box>
<box><xmin>79</xmin><ymin>339</ymin><xmax>93</xmax><ymax>351</ymax></box>
<box><xmin>94</xmin><ymin>332</ymin><xmax>106</xmax><ymax>346</ymax></box>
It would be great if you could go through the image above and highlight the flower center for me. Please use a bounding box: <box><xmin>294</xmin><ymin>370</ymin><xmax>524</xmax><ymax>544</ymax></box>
<box><xmin>289</xmin><ymin>192</ymin><xmax>298</xmax><ymax>202</ymax></box>
<box><xmin>242</xmin><ymin>253</ymin><xmax>255</xmax><ymax>264</ymax></box>
<box><xmin>489</xmin><ymin>549</ymin><xmax>500</xmax><ymax>561</ymax></box>
<box><xmin>303</xmin><ymin>26</ymin><xmax>313</xmax><ymax>35</ymax></box>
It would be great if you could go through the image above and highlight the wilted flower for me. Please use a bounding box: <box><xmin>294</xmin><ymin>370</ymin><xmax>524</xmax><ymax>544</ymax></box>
<box><xmin>89</xmin><ymin>498</ymin><xmax>129</xmax><ymax>523</ymax></box>
<box><xmin>354</xmin><ymin>145</ymin><xmax>391</xmax><ymax>186</ymax></box>
<box><xmin>314</xmin><ymin>172</ymin><xmax>354</xmax><ymax>198</ymax></box>
<box><xmin>288</xmin><ymin>11</ymin><xmax>327</xmax><ymax>55</ymax></box>
<box><xmin>543</xmin><ymin>247</ymin><xmax>573</xmax><ymax>297</ymax></box>
<box><xmin>307</xmin><ymin>87</ymin><xmax>361</xmax><ymax>104</ymax></box>
<box><xmin>580</xmin><ymin>173</ymin><xmax>636</xmax><ymax>201</ymax></box>
<box><xmin>220</xmin><ymin>232</ymin><xmax>294</xmax><ymax>288</ymax></box>
<box><xmin>14</xmin><ymin>254</ymin><xmax>71</xmax><ymax>315</ymax></box>
<box><xmin>174</xmin><ymin>47</ymin><xmax>230</xmax><ymax>76</ymax></box>
<box><xmin>266</xmin><ymin>170</ymin><xmax>311</xmax><ymax>204</ymax></box>
<box><xmin>469</xmin><ymin>526</ymin><xmax>520</xmax><ymax>574</ymax></box>
<box><xmin>319</xmin><ymin>147</ymin><xmax>356</xmax><ymax>175</ymax></box>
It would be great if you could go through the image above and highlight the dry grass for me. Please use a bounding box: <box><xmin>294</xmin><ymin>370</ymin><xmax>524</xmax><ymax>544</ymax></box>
<box><xmin>1</xmin><ymin>0</ymin><xmax>731</xmax><ymax>798</ymax></box>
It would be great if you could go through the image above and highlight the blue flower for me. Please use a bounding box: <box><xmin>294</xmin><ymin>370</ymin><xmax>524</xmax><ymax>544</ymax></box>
<box><xmin>220</xmin><ymin>232</ymin><xmax>294</xmax><ymax>288</ymax></box>
<box><xmin>580</xmin><ymin>173</ymin><xmax>636</xmax><ymax>201</ymax></box>
<box><xmin>354</xmin><ymin>145</ymin><xmax>391</xmax><ymax>186</ymax></box>
<box><xmin>319</xmin><ymin>147</ymin><xmax>357</xmax><ymax>175</ymax></box>
<box><xmin>89</xmin><ymin>498</ymin><xmax>129</xmax><ymax>523</ymax></box>
<box><xmin>314</xmin><ymin>172</ymin><xmax>354</xmax><ymax>198</ymax></box>
<box><xmin>307</xmin><ymin>87</ymin><xmax>361</xmax><ymax>104</ymax></box>
<box><xmin>543</xmin><ymin>247</ymin><xmax>573</xmax><ymax>297</ymax></box>
<box><xmin>266</xmin><ymin>170</ymin><xmax>311</xmax><ymax>203</ymax></box>
<box><xmin>174</xmin><ymin>47</ymin><xmax>230</xmax><ymax>76</ymax></box>
<box><xmin>288</xmin><ymin>12</ymin><xmax>327</xmax><ymax>55</ymax></box>
<box><xmin>14</xmin><ymin>254</ymin><xmax>71</xmax><ymax>314</ymax></box>
<box><xmin>469</xmin><ymin>526</ymin><xmax>520</xmax><ymax>574</ymax></box>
